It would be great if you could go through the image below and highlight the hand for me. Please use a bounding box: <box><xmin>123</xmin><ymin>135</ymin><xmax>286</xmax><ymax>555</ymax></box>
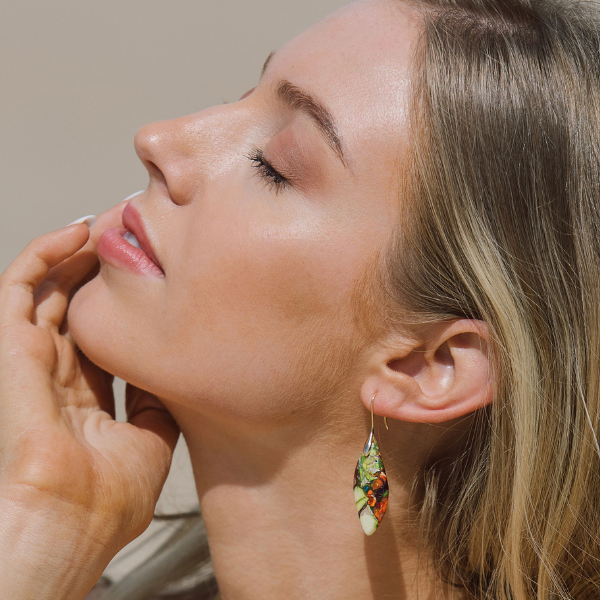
<box><xmin>0</xmin><ymin>204</ymin><xmax>180</xmax><ymax>600</ymax></box>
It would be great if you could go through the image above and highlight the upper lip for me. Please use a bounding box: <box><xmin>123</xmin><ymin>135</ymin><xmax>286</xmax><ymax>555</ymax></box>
<box><xmin>121</xmin><ymin>202</ymin><xmax>164</xmax><ymax>273</ymax></box>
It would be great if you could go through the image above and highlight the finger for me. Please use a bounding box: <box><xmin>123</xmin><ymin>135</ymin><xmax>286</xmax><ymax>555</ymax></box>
<box><xmin>126</xmin><ymin>410</ymin><xmax>180</xmax><ymax>505</ymax></box>
<box><xmin>76</xmin><ymin>354</ymin><xmax>116</xmax><ymax>418</ymax></box>
<box><xmin>45</xmin><ymin>201</ymin><xmax>127</xmax><ymax>286</ymax></box>
<box><xmin>126</xmin><ymin>385</ymin><xmax>180</xmax><ymax>455</ymax></box>
<box><xmin>125</xmin><ymin>389</ymin><xmax>180</xmax><ymax>500</ymax></box>
<box><xmin>0</xmin><ymin>225</ymin><xmax>90</xmax><ymax>324</ymax></box>
<box><xmin>33</xmin><ymin>251</ymin><xmax>98</xmax><ymax>329</ymax></box>
<box><xmin>33</xmin><ymin>202</ymin><xmax>129</xmax><ymax>328</ymax></box>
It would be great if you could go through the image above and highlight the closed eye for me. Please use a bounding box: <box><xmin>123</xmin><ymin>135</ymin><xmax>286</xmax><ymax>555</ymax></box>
<box><xmin>248</xmin><ymin>148</ymin><xmax>291</xmax><ymax>194</ymax></box>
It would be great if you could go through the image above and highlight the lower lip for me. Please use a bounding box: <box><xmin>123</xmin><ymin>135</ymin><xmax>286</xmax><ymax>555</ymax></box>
<box><xmin>97</xmin><ymin>228</ymin><xmax>165</xmax><ymax>277</ymax></box>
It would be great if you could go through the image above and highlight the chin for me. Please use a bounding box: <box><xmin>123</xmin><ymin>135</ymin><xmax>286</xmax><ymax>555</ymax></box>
<box><xmin>67</xmin><ymin>275</ymin><xmax>125</xmax><ymax>378</ymax></box>
<box><xmin>67</xmin><ymin>272</ymin><xmax>173</xmax><ymax>400</ymax></box>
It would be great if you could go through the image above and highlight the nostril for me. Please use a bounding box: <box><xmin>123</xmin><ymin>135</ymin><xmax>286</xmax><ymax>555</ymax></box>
<box><xmin>143</xmin><ymin>158</ymin><xmax>188</xmax><ymax>206</ymax></box>
<box><xmin>145</xmin><ymin>159</ymin><xmax>168</xmax><ymax>189</ymax></box>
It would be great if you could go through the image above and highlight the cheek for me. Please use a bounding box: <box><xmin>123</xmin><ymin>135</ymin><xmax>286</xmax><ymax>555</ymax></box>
<box><xmin>170</xmin><ymin>215</ymin><xmax>354</xmax><ymax>339</ymax></box>
<box><xmin>152</xmin><ymin>216</ymin><xmax>364</xmax><ymax>406</ymax></box>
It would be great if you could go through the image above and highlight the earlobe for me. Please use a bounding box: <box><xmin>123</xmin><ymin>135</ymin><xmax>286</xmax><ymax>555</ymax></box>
<box><xmin>362</xmin><ymin>320</ymin><xmax>493</xmax><ymax>424</ymax></box>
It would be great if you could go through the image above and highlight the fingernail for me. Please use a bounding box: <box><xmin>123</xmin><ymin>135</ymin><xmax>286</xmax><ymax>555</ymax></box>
<box><xmin>122</xmin><ymin>190</ymin><xmax>145</xmax><ymax>202</ymax></box>
<box><xmin>67</xmin><ymin>215</ymin><xmax>97</xmax><ymax>228</ymax></box>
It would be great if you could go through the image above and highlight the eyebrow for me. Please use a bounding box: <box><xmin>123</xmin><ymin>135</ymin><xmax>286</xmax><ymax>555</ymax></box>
<box><xmin>260</xmin><ymin>52</ymin><xmax>347</xmax><ymax>167</ymax></box>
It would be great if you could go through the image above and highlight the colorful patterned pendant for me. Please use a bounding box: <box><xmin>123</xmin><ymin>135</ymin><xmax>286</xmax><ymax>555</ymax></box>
<box><xmin>353</xmin><ymin>435</ymin><xmax>389</xmax><ymax>535</ymax></box>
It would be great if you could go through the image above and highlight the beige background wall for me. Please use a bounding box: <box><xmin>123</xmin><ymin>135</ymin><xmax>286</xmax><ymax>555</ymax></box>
<box><xmin>0</xmin><ymin>0</ymin><xmax>348</xmax><ymax>583</ymax></box>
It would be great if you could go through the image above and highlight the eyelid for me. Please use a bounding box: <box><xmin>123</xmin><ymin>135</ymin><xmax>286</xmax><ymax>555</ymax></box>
<box><xmin>248</xmin><ymin>148</ymin><xmax>293</xmax><ymax>194</ymax></box>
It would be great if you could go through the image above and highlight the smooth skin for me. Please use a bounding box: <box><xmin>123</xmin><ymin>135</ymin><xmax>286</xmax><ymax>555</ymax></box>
<box><xmin>0</xmin><ymin>1</ymin><xmax>492</xmax><ymax>598</ymax></box>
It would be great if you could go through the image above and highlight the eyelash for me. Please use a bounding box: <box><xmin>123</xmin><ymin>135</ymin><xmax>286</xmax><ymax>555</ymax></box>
<box><xmin>248</xmin><ymin>148</ymin><xmax>291</xmax><ymax>194</ymax></box>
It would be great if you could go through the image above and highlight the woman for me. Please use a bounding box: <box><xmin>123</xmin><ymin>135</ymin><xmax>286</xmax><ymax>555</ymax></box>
<box><xmin>1</xmin><ymin>0</ymin><xmax>599</xmax><ymax>598</ymax></box>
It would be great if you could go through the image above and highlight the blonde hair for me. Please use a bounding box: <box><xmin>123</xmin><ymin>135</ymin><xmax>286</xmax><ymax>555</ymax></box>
<box><xmin>385</xmin><ymin>0</ymin><xmax>600</xmax><ymax>597</ymax></box>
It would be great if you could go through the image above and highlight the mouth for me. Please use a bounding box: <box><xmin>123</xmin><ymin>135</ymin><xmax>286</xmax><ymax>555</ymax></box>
<box><xmin>97</xmin><ymin>203</ymin><xmax>165</xmax><ymax>277</ymax></box>
<box><xmin>121</xmin><ymin>202</ymin><xmax>164</xmax><ymax>272</ymax></box>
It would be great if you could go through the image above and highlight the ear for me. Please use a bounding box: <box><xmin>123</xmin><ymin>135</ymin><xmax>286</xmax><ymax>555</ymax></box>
<box><xmin>362</xmin><ymin>320</ymin><xmax>493</xmax><ymax>424</ymax></box>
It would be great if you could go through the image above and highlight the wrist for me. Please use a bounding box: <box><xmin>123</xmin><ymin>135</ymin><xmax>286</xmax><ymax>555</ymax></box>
<box><xmin>0</xmin><ymin>491</ymin><xmax>118</xmax><ymax>600</ymax></box>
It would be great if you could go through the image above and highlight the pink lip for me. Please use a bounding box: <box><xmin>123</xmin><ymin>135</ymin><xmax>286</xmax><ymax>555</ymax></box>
<box><xmin>122</xmin><ymin>203</ymin><xmax>163</xmax><ymax>270</ymax></box>
<box><xmin>97</xmin><ymin>203</ymin><xmax>164</xmax><ymax>277</ymax></box>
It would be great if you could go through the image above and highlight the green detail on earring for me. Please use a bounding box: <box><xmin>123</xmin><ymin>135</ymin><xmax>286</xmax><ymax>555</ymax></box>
<box><xmin>353</xmin><ymin>437</ymin><xmax>389</xmax><ymax>536</ymax></box>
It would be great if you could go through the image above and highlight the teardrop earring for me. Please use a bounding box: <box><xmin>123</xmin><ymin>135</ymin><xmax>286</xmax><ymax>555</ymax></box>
<box><xmin>353</xmin><ymin>392</ymin><xmax>389</xmax><ymax>536</ymax></box>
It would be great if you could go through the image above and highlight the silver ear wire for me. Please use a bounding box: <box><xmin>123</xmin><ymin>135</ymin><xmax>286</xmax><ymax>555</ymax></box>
<box><xmin>363</xmin><ymin>392</ymin><xmax>388</xmax><ymax>456</ymax></box>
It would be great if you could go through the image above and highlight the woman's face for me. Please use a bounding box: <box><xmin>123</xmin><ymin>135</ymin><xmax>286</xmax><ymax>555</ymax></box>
<box><xmin>69</xmin><ymin>0</ymin><xmax>420</xmax><ymax>424</ymax></box>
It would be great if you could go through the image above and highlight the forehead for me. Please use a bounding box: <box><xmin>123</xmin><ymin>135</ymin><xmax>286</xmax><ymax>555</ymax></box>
<box><xmin>263</xmin><ymin>0</ymin><xmax>422</xmax><ymax>161</ymax></box>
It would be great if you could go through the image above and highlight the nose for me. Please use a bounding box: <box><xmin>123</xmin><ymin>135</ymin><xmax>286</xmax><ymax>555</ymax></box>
<box><xmin>134</xmin><ymin>104</ymin><xmax>246</xmax><ymax>205</ymax></box>
<box><xmin>134</xmin><ymin>113</ymin><xmax>202</xmax><ymax>205</ymax></box>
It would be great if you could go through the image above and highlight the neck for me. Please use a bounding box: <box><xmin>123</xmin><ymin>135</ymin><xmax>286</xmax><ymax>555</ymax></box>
<box><xmin>165</xmin><ymin>402</ymin><xmax>463</xmax><ymax>600</ymax></box>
